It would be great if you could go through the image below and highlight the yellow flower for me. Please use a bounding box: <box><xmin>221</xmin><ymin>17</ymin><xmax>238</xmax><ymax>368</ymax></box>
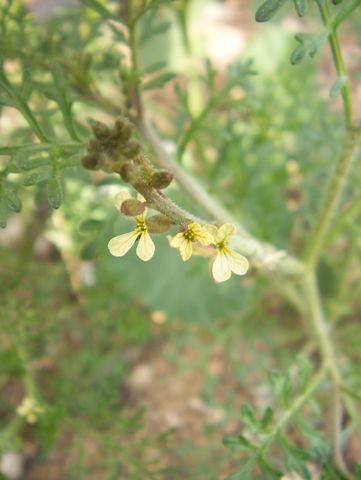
<box><xmin>108</xmin><ymin>192</ymin><xmax>155</xmax><ymax>261</ymax></box>
<box><xmin>170</xmin><ymin>223</ymin><xmax>213</xmax><ymax>261</ymax></box>
<box><xmin>207</xmin><ymin>224</ymin><xmax>249</xmax><ymax>283</ymax></box>
<box><xmin>16</xmin><ymin>397</ymin><xmax>44</xmax><ymax>424</ymax></box>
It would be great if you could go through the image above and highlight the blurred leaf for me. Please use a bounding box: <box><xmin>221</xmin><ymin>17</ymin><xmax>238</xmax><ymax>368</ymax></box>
<box><xmin>79</xmin><ymin>0</ymin><xmax>119</xmax><ymax>21</ymax></box>
<box><xmin>0</xmin><ymin>201</ymin><xmax>7</xmax><ymax>228</ymax></box>
<box><xmin>142</xmin><ymin>61</ymin><xmax>168</xmax><ymax>75</ymax></box>
<box><xmin>4</xmin><ymin>188</ymin><xmax>21</xmax><ymax>212</ymax></box>
<box><xmin>142</xmin><ymin>71</ymin><xmax>176</xmax><ymax>90</ymax></box>
<box><xmin>293</xmin><ymin>0</ymin><xmax>308</xmax><ymax>16</ymax></box>
<box><xmin>140</xmin><ymin>21</ymin><xmax>171</xmax><ymax>44</ymax></box>
<box><xmin>255</xmin><ymin>0</ymin><xmax>288</xmax><ymax>22</ymax></box>
<box><xmin>223</xmin><ymin>435</ymin><xmax>257</xmax><ymax>451</ymax></box>
<box><xmin>79</xmin><ymin>218</ymin><xmax>104</xmax><ymax>232</ymax></box>
<box><xmin>47</xmin><ymin>171</ymin><xmax>64</xmax><ymax>209</ymax></box>
<box><xmin>290</xmin><ymin>29</ymin><xmax>329</xmax><ymax>65</ymax></box>
<box><xmin>80</xmin><ymin>240</ymin><xmax>100</xmax><ymax>259</ymax></box>
<box><xmin>260</xmin><ymin>406</ymin><xmax>274</xmax><ymax>429</ymax></box>
<box><xmin>23</xmin><ymin>169</ymin><xmax>51</xmax><ymax>186</ymax></box>
<box><xmin>334</xmin><ymin>0</ymin><xmax>361</xmax><ymax>28</ymax></box>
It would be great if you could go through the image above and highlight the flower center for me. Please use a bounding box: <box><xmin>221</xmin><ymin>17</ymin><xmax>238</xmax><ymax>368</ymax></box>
<box><xmin>216</xmin><ymin>240</ymin><xmax>228</xmax><ymax>251</ymax></box>
<box><xmin>136</xmin><ymin>220</ymin><xmax>147</xmax><ymax>233</ymax></box>
<box><xmin>184</xmin><ymin>229</ymin><xmax>195</xmax><ymax>241</ymax></box>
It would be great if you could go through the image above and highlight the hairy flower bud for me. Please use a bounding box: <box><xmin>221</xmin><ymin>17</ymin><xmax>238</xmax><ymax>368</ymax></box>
<box><xmin>92</xmin><ymin>121</ymin><xmax>110</xmax><ymax>140</ymax></box>
<box><xmin>116</xmin><ymin>161</ymin><xmax>137</xmax><ymax>182</ymax></box>
<box><xmin>123</xmin><ymin>141</ymin><xmax>141</xmax><ymax>159</ymax></box>
<box><xmin>121</xmin><ymin>199</ymin><xmax>146</xmax><ymax>217</ymax></box>
<box><xmin>151</xmin><ymin>170</ymin><xmax>173</xmax><ymax>189</ymax></box>
<box><xmin>146</xmin><ymin>214</ymin><xmax>172</xmax><ymax>233</ymax></box>
<box><xmin>81</xmin><ymin>153</ymin><xmax>99</xmax><ymax>170</ymax></box>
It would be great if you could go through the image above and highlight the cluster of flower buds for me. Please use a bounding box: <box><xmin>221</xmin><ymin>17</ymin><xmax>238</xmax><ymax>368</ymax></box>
<box><xmin>81</xmin><ymin>118</ymin><xmax>141</xmax><ymax>173</ymax></box>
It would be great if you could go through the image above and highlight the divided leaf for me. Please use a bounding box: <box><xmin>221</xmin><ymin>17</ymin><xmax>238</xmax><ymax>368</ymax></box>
<box><xmin>255</xmin><ymin>0</ymin><xmax>288</xmax><ymax>22</ymax></box>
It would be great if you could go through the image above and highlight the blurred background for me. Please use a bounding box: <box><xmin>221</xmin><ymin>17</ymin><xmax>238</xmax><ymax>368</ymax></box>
<box><xmin>0</xmin><ymin>0</ymin><xmax>360</xmax><ymax>478</ymax></box>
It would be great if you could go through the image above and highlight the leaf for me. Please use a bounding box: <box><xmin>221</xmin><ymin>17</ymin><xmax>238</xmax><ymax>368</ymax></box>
<box><xmin>47</xmin><ymin>172</ymin><xmax>64</xmax><ymax>209</ymax></box>
<box><xmin>142</xmin><ymin>61</ymin><xmax>168</xmax><ymax>75</ymax></box>
<box><xmin>334</xmin><ymin>0</ymin><xmax>361</xmax><ymax>28</ymax></box>
<box><xmin>241</xmin><ymin>403</ymin><xmax>258</xmax><ymax>429</ymax></box>
<box><xmin>143</xmin><ymin>72</ymin><xmax>176</xmax><ymax>91</ymax></box>
<box><xmin>330</xmin><ymin>75</ymin><xmax>347</xmax><ymax>99</ymax></box>
<box><xmin>255</xmin><ymin>0</ymin><xmax>288</xmax><ymax>22</ymax></box>
<box><xmin>0</xmin><ymin>203</ymin><xmax>7</xmax><ymax>228</ymax></box>
<box><xmin>79</xmin><ymin>219</ymin><xmax>103</xmax><ymax>232</ymax></box>
<box><xmin>260</xmin><ymin>406</ymin><xmax>274</xmax><ymax>429</ymax></box>
<box><xmin>293</xmin><ymin>0</ymin><xmax>308</xmax><ymax>16</ymax></box>
<box><xmin>140</xmin><ymin>21</ymin><xmax>171</xmax><ymax>44</ymax></box>
<box><xmin>223</xmin><ymin>435</ymin><xmax>257</xmax><ymax>452</ymax></box>
<box><xmin>23</xmin><ymin>170</ymin><xmax>51</xmax><ymax>186</ymax></box>
<box><xmin>4</xmin><ymin>189</ymin><xmax>21</xmax><ymax>212</ymax></box>
<box><xmin>290</xmin><ymin>29</ymin><xmax>329</xmax><ymax>65</ymax></box>
<box><xmin>79</xmin><ymin>0</ymin><xmax>118</xmax><ymax>20</ymax></box>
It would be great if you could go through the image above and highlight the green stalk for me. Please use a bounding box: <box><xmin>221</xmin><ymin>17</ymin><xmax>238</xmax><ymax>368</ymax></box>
<box><xmin>316</xmin><ymin>0</ymin><xmax>353</xmax><ymax>128</ymax></box>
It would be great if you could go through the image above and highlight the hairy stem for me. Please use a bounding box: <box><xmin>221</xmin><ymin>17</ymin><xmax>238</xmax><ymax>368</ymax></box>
<box><xmin>303</xmin><ymin>126</ymin><xmax>361</xmax><ymax>269</ymax></box>
<box><xmin>316</xmin><ymin>0</ymin><xmax>353</xmax><ymax>128</ymax></box>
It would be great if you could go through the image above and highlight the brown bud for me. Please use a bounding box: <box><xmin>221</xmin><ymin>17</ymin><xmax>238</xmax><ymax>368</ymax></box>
<box><xmin>92</xmin><ymin>121</ymin><xmax>110</xmax><ymax>140</ymax></box>
<box><xmin>117</xmin><ymin>161</ymin><xmax>137</xmax><ymax>182</ymax></box>
<box><xmin>123</xmin><ymin>141</ymin><xmax>141</xmax><ymax>159</ymax></box>
<box><xmin>87</xmin><ymin>139</ymin><xmax>99</xmax><ymax>152</ymax></box>
<box><xmin>121</xmin><ymin>199</ymin><xmax>146</xmax><ymax>217</ymax></box>
<box><xmin>146</xmin><ymin>214</ymin><xmax>172</xmax><ymax>233</ymax></box>
<box><xmin>119</xmin><ymin>124</ymin><xmax>133</xmax><ymax>142</ymax></box>
<box><xmin>150</xmin><ymin>170</ymin><xmax>173</xmax><ymax>189</ymax></box>
<box><xmin>81</xmin><ymin>153</ymin><xmax>99</xmax><ymax>170</ymax></box>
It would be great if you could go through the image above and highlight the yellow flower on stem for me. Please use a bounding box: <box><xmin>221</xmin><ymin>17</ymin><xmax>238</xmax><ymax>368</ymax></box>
<box><xmin>108</xmin><ymin>192</ymin><xmax>155</xmax><ymax>261</ymax></box>
<box><xmin>207</xmin><ymin>224</ymin><xmax>249</xmax><ymax>283</ymax></box>
<box><xmin>16</xmin><ymin>397</ymin><xmax>44</xmax><ymax>424</ymax></box>
<box><xmin>170</xmin><ymin>223</ymin><xmax>213</xmax><ymax>261</ymax></box>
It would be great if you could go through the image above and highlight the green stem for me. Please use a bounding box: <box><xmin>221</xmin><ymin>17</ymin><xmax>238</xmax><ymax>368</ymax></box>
<box><xmin>303</xmin><ymin>126</ymin><xmax>361</xmax><ymax>269</ymax></box>
<box><xmin>317</xmin><ymin>0</ymin><xmax>353</xmax><ymax>128</ymax></box>
<box><xmin>126</xmin><ymin>0</ymin><xmax>143</xmax><ymax>121</ymax></box>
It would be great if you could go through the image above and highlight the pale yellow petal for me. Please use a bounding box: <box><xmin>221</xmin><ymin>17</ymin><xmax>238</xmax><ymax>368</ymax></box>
<box><xmin>197</xmin><ymin>230</ymin><xmax>214</xmax><ymax>246</ymax></box>
<box><xmin>204</xmin><ymin>224</ymin><xmax>218</xmax><ymax>239</ymax></box>
<box><xmin>212</xmin><ymin>252</ymin><xmax>232</xmax><ymax>283</ymax></box>
<box><xmin>113</xmin><ymin>190</ymin><xmax>131</xmax><ymax>210</ymax></box>
<box><xmin>136</xmin><ymin>232</ymin><xmax>155</xmax><ymax>261</ymax></box>
<box><xmin>169</xmin><ymin>232</ymin><xmax>184</xmax><ymax>248</ymax></box>
<box><xmin>108</xmin><ymin>231</ymin><xmax>138</xmax><ymax>257</ymax></box>
<box><xmin>226</xmin><ymin>250</ymin><xmax>249</xmax><ymax>276</ymax></box>
<box><xmin>179</xmin><ymin>239</ymin><xmax>192</xmax><ymax>261</ymax></box>
<box><xmin>216</xmin><ymin>224</ymin><xmax>236</xmax><ymax>243</ymax></box>
<box><xmin>137</xmin><ymin>193</ymin><xmax>146</xmax><ymax>202</ymax></box>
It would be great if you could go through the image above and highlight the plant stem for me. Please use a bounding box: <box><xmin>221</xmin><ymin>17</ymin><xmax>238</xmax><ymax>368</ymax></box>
<box><xmin>125</xmin><ymin>0</ymin><xmax>143</xmax><ymax>122</ymax></box>
<box><xmin>316</xmin><ymin>0</ymin><xmax>353</xmax><ymax>128</ymax></box>
<box><xmin>303</xmin><ymin>126</ymin><xmax>361</xmax><ymax>269</ymax></box>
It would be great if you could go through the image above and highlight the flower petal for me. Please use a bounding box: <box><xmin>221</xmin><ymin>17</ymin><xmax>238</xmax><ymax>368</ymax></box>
<box><xmin>226</xmin><ymin>249</ymin><xmax>249</xmax><ymax>276</ymax></box>
<box><xmin>169</xmin><ymin>232</ymin><xmax>184</xmax><ymax>248</ymax></box>
<box><xmin>204</xmin><ymin>224</ymin><xmax>218</xmax><ymax>240</ymax></box>
<box><xmin>108</xmin><ymin>231</ymin><xmax>138</xmax><ymax>257</ymax></box>
<box><xmin>113</xmin><ymin>190</ymin><xmax>131</xmax><ymax>210</ymax></box>
<box><xmin>216</xmin><ymin>224</ymin><xmax>236</xmax><ymax>243</ymax></box>
<box><xmin>212</xmin><ymin>252</ymin><xmax>231</xmax><ymax>282</ymax></box>
<box><xmin>136</xmin><ymin>231</ymin><xmax>155</xmax><ymax>261</ymax></box>
<box><xmin>179</xmin><ymin>239</ymin><xmax>192</xmax><ymax>261</ymax></box>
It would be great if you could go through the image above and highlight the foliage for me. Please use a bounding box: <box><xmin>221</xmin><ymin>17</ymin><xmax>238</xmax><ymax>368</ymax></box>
<box><xmin>0</xmin><ymin>0</ymin><xmax>360</xmax><ymax>478</ymax></box>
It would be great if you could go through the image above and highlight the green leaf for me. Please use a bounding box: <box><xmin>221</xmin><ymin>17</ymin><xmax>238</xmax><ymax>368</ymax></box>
<box><xmin>79</xmin><ymin>0</ymin><xmax>119</xmax><ymax>20</ymax></box>
<box><xmin>223</xmin><ymin>435</ymin><xmax>257</xmax><ymax>452</ymax></box>
<box><xmin>79</xmin><ymin>219</ymin><xmax>104</xmax><ymax>232</ymax></box>
<box><xmin>0</xmin><ymin>202</ymin><xmax>7</xmax><ymax>228</ymax></box>
<box><xmin>293</xmin><ymin>0</ymin><xmax>308</xmax><ymax>16</ymax></box>
<box><xmin>47</xmin><ymin>172</ymin><xmax>64</xmax><ymax>209</ymax></box>
<box><xmin>142</xmin><ymin>61</ymin><xmax>168</xmax><ymax>75</ymax></box>
<box><xmin>290</xmin><ymin>29</ymin><xmax>329</xmax><ymax>65</ymax></box>
<box><xmin>278</xmin><ymin>434</ymin><xmax>310</xmax><ymax>461</ymax></box>
<box><xmin>260</xmin><ymin>406</ymin><xmax>274</xmax><ymax>429</ymax></box>
<box><xmin>143</xmin><ymin>72</ymin><xmax>176</xmax><ymax>91</ymax></box>
<box><xmin>23</xmin><ymin>170</ymin><xmax>51</xmax><ymax>186</ymax></box>
<box><xmin>334</xmin><ymin>0</ymin><xmax>361</xmax><ymax>28</ymax></box>
<box><xmin>255</xmin><ymin>0</ymin><xmax>288</xmax><ymax>22</ymax></box>
<box><xmin>241</xmin><ymin>403</ymin><xmax>258</xmax><ymax>428</ymax></box>
<box><xmin>330</xmin><ymin>75</ymin><xmax>347</xmax><ymax>99</ymax></box>
<box><xmin>140</xmin><ymin>21</ymin><xmax>171</xmax><ymax>44</ymax></box>
<box><xmin>4</xmin><ymin>189</ymin><xmax>21</xmax><ymax>212</ymax></box>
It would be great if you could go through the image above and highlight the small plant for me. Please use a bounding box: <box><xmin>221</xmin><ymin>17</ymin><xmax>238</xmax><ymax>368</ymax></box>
<box><xmin>0</xmin><ymin>0</ymin><xmax>360</xmax><ymax>478</ymax></box>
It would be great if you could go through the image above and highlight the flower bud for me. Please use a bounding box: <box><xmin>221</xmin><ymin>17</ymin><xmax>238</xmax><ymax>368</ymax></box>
<box><xmin>116</xmin><ymin>161</ymin><xmax>137</xmax><ymax>182</ymax></box>
<box><xmin>81</xmin><ymin>153</ymin><xmax>100</xmax><ymax>170</ymax></box>
<box><xmin>92</xmin><ymin>121</ymin><xmax>110</xmax><ymax>140</ymax></box>
<box><xmin>150</xmin><ymin>170</ymin><xmax>173</xmax><ymax>189</ymax></box>
<box><xmin>121</xmin><ymin>199</ymin><xmax>146</xmax><ymax>217</ymax></box>
<box><xmin>146</xmin><ymin>214</ymin><xmax>172</xmax><ymax>233</ymax></box>
<box><xmin>123</xmin><ymin>141</ymin><xmax>141</xmax><ymax>159</ymax></box>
